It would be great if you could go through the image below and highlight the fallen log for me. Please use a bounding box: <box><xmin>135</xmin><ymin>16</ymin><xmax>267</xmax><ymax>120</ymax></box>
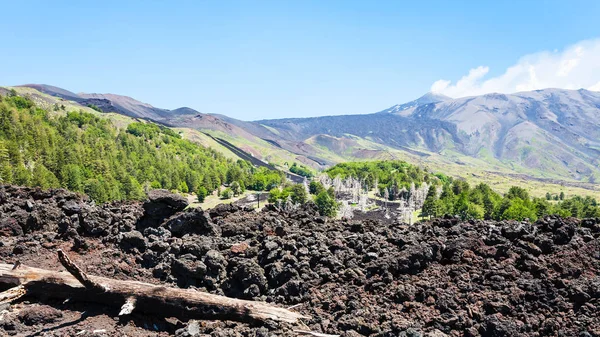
<box><xmin>0</xmin><ymin>285</ymin><xmax>25</xmax><ymax>304</ymax></box>
<box><xmin>0</xmin><ymin>251</ymin><xmax>308</xmax><ymax>324</ymax></box>
<box><xmin>294</xmin><ymin>329</ymin><xmax>341</xmax><ymax>337</ymax></box>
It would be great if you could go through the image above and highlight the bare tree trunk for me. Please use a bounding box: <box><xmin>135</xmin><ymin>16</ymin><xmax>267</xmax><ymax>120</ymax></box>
<box><xmin>0</xmin><ymin>251</ymin><xmax>307</xmax><ymax>324</ymax></box>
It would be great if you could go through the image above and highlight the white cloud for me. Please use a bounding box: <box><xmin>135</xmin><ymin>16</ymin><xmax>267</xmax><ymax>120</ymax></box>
<box><xmin>431</xmin><ymin>39</ymin><xmax>600</xmax><ymax>98</ymax></box>
<box><xmin>590</xmin><ymin>81</ymin><xmax>600</xmax><ymax>91</ymax></box>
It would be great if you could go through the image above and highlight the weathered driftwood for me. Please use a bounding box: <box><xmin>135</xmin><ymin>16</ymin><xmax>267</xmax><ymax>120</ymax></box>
<box><xmin>0</xmin><ymin>285</ymin><xmax>26</xmax><ymax>304</ymax></box>
<box><xmin>0</xmin><ymin>251</ymin><xmax>307</xmax><ymax>324</ymax></box>
<box><xmin>294</xmin><ymin>329</ymin><xmax>341</xmax><ymax>337</ymax></box>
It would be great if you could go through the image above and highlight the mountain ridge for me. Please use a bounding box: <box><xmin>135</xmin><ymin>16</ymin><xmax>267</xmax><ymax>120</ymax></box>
<box><xmin>14</xmin><ymin>84</ymin><xmax>600</xmax><ymax>184</ymax></box>
<box><xmin>377</xmin><ymin>91</ymin><xmax>452</xmax><ymax>114</ymax></box>
<box><xmin>18</xmin><ymin>84</ymin><xmax>201</xmax><ymax>121</ymax></box>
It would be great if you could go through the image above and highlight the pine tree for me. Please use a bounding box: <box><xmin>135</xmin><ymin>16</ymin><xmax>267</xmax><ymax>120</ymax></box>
<box><xmin>230</xmin><ymin>181</ymin><xmax>241</xmax><ymax>196</ymax></box>
<box><xmin>0</xmin><ymin>140</ymin><xmax>8</xmax><ymax>183</ymax></box>
<box><xmin>197</xmin><ymin>186</ymin><xmax>208</xmax><ymax>203</ymax></box>
<box><xmin>315</xmin><ymin>190</ymin><xmax>338</xmax><ymax>217</ymax></box>
<box><xmin>289</xmin><ymin>184</ymin><xmax>308</xmax><ymax>204</ymax></box>
<box><xmin>421</xmin><ymin>185</ymin><xmax>439</xmax><ymax>218</ymax></box>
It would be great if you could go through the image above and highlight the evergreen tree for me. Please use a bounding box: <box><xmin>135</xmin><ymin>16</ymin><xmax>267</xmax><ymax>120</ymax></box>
<box><xmin>230</xmin><ymin>181</ymin><xmax>242</xmax><ymax>196</ymax></box>
<box><xmin>0</xmin><ymin>95</ymin><xmax>284</xmax><ymax>203</ymax></box>
<box><xmin>309</xmin><ymin>181</ymin><xmax>325</xmax><ymax>195</ymax></box>
<box><xmin>0</xmin><ymin>140</ymin><xmax>9</xmax><ymax>182</ymax></box>
<box><xmin>197</xmin><ymin>186</ymin><xmax>208</xmax><ymax>203</ymax></box>
<box><xmin>315</xmin><ymin>190</ymin><xmax>338</xmax><ymax>217</ymax></box>
<box><xmin>32</xmin><ymin>164</ymin><xmax>60</xmax><ymax>189</ymax></box>
<box><xmin>421</xmin><ymin>186</ymin><xmax>439</xmax><ymax>218</ymax></box>
<box><xmin>289</xmin><ymin>184</ymin><xmax>308</xmax><ymax>204</ymax></box>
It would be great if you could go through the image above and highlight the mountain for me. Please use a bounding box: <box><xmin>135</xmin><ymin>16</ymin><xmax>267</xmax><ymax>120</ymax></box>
<box><xmin>256</xmin><ymin>89</ymin><xmax>600</xmax><ymax>182</ymax></box>
<box><xmin>378</xmin><ymin>92</ymin><xmax>451</xmax><ymax>114</ymax></box>
<box><xmin>16</xmin><ymin>84</ymin><xmax>329</xmax><ymax>168</ymax></box>
<box><xmin>390</xmin><ymin>89</ymin><xmax>600</xmax><ymax>180</ymax></box>
<box><xmin>12</xmin><ymin>84</ymin><xmax>600</xmax><ymax>187</ymax></box>
<box><xmin>0</xmin><ymin>90</ymin><xmax>280</xmax><ymax>203</ymax></box>
<box><xmin>18</xmin><ymin>84</ymin><xmax>199</xmax><ymax>121</ymax></box>
<box><xmin>20</xmin><ymin>84</ymin><xmax>81</xmax><ymax>101</ymax></box>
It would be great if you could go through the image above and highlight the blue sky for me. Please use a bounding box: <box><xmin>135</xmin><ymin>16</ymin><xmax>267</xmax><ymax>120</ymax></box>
<box><xmin>1</xmin><ymin>0</ymin><xmax>600</xmax><ymax>120</ymax></box>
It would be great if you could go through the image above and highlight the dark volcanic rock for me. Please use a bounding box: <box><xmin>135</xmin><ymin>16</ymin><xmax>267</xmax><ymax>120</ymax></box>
<box><xmin>1</xmin><ymin>185</ymin><xmax>600</xmax><ymax>336</ymax></box>
<box><xmin>140</xmin><ymin>189</ymin><xmax>189</xmax><ymax>228</ymax></box>
<box><xmin>120</xmin><ymin>230</ymin><xmax>147</xmax><ymax>251</ymax></box>
<box><xmin>164</xmin><ymin>208</ymin><xmax>218</xmax><ymax>237</ymax></box>
<box><xmin>0</xmin><ymin>217</ymin><xmax>23</xmax><ymax>237</ymax></box>
<box><xmin>17</xmin><ymin>305</ymin><xmax>63</xmax><ymax>326</ymax></box>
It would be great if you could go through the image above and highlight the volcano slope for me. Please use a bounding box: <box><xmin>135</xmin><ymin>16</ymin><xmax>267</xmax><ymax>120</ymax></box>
<box><xmin>0</xmin><ymin>185</ymin><xmax>599</xmax><ymax>336</ymax></box>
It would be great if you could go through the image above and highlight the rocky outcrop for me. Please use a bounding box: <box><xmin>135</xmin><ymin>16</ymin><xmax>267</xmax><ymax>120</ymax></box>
<box><xmin>139</xmin><ymin>189</ymin><xmax>189</xmax><ymax>228</ymax></box>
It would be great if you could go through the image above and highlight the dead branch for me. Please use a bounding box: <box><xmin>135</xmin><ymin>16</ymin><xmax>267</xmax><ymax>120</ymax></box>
<box><xmin>0</xmin><ymin>252</ymin><xmax>308</xmax><ymax>324</ymax></box>
<box><xmin>294</xmin><ymin>330</ymin><xmax>341</xmax><ymax>337</ymax></box>
<box><xmin>0</xmin><ymin>285</ymin><xmax>26</xmax><ymax>304</ymax></box>
<box><xmin>57</xmin><ymin>249</ymin><xmax>108</xmax><ymax>292</ymax></box>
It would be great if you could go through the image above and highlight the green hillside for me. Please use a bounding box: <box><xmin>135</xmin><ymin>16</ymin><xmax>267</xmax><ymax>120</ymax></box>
<box><xmin>0</xmin><ymin>91</ymin><xmax>283</xmax><ymax>202</ymax></box>
<box><xmin>6</xmin><ymin>85</ymin><xmax>599</xmax><ymax>200</ymax></box>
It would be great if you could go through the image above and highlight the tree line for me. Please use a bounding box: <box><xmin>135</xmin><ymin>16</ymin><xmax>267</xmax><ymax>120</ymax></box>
<box><xmin>324</xmin><ymin>160</ymin><xmax>600</xmax><ymax>221</ymax></box>
<box><xmin>288</xmin><ymin>162</ymin><xmax>313</xmax><ymax>178</ymax></box>
<box><xmin>422</xmin><ymin>181</ymin><xmax>600</xmax><ymax>221</ymax></box>
<box><xmin>324</xmin><ymin>160</ymin><xmax>435</xmax><ymax>200</ymax></box>
<box><xmin>0</xmin><ymin>92</ymin><xmax>283</xmax><ymax>203</ymax></box>
<box><xmin>266</xmin><ymin>180</ymin><xmax>338</xmax><ymax>217</ymax></box>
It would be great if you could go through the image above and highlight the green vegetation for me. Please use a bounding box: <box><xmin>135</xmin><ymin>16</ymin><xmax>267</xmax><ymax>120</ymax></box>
<box><xmin>326</xmin><ymin>161</ymin><xmax>430</xmax><ymax>188</ymax></box>
<box><xmin>0</xmin><ymin>94</ymin><xmax>283</xmax><ymax>203</ymax></box>
<box><xmin>327</xmin><ymin>160</ymin><xmax>600</xmax><ymax>221</ymax></box>
<box><xmin>315</xmin><ymin>189</ymin><xmax>338</xmax><ymax>217</ymax></box>
<box><xmin>126</xmin><ymin>122</ymin><xmax>182</xmax><ymax>139</ymax></box>
<box><xmin>87</xmin><ymin>104</ymin><xmax>102</xmax><ymax>112</ymax></box>
<box><xmin>325</xmin><ymin>160</ymin><xmax>438</xmax><ymax>200</ymax></box>
<box><xmin>289</xmin><ymin>162</ymin><xmax>313</xmax><ymax>178</ymax></box>
<box><xmin>196</xmin><ymin>186</ymin><xmax>208</xmax><ymax>202</ymax></box>
<box><xmin>309</xmin><ymin>181</ymin><xmax>325</xmax><ymax>195</ymax></box>
<box><xmin>268</xmin><ymin>183</ymin><xmax>308</xmax><ymax>205</ymax></box>
<box><xmin>422</xmin><ymin>181</ymin><xmax>600</xmax><ymax>221</ymax></box>
<box><xmin>220</xmin><ymin>188</ymin><xmax>233</xmax><ymax>199</ymax></box>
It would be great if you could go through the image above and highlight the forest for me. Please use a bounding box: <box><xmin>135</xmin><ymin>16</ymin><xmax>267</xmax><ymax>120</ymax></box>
<box><xmin>289</xmin><ymin>162</ymin><xmax>313</xmax><ymax>178</ymax></box>
<box><xmin>0</xmin><ymin>92</ymin><xmax>283</xmax><ymax>203</ymax></box>
<box><xmin>325</xmin><ymin>160</ymin><xmax>600</xmax><ymax>221</ymax></box>
<box><xmin>421</xmin><ymin>181</ymin><xmax>600</xmax><ymax>221</ymax></box>
<box><xmin>325</xmin><ymin>160</ymin><xmax>431</xmax><ymax>188</ymax></box>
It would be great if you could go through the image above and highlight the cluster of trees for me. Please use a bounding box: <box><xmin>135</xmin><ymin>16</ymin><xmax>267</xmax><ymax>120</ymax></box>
<box><xmin>322</xmin><ymin>160</ymin><xmax>600</xmax><ymax>221</ymax></box>
<box><xmin>268</xmin><ymin>184</ymin><xmax>308</xmax><ymax>205</ymax></box>
<box><xmin>289</xmin><ymin>162</ymin><xmax>313</xmax><ymax>178</ymax></box>
<box><xmin>422</xmin><ymin>180</ymin><xmax>600</xmax><ymax>221</ymax></box>
<box><xmin>546</xmin><ymin>191</ymin><xmax>565</xmax><ymax>201</ymax></box>
<box><xmin>0</xmin><ymin>93</ymin><xmax>283</xmax><ymax>203</ymax></box>
<box><xmin>86</xmin><ymin>104</ymin><xmax>102</xmax><ymax>112</ymax></box>
<box><xmin>219</xmin><ymin>166</ymin><xmax>285</xmax><ymax>200</ymax></box>
<box><xmin>308</xmin><ymin>181</ymin><xmax>338</xmax><ymax>217</ymax></box>
<box><xmin>266</xmin><ymin>180</ymin><xmax>338</xmax><ymax>217</ymax></box>
<box><xmin>325</xmin><ymin>161</ymin><xmax>434</xmax><ymax>200</ymax></box>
